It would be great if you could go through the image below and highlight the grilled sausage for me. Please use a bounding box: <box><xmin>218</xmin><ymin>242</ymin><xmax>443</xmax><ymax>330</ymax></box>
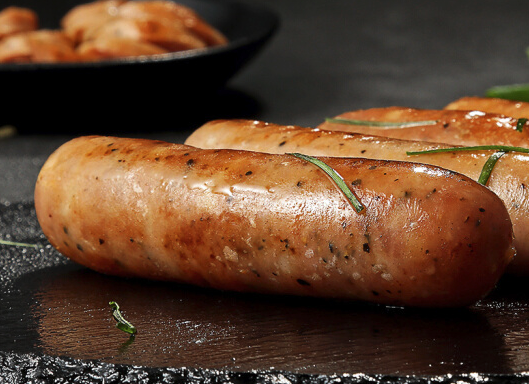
<box><xmin>0</xmin><ymin>6</ymin><xmax>38</xmax><ymax>40</ymax></box>
<box><xmin>186</xmin><ymin>119</ymin><xmax>529</xmax><ymax>274</ymax></box>
<box><xmin>35</xmin><ymin>136</ymin><xmax>514</xmax><ymax>307</ymax></box>
<box><xmin>77</xmin><ymin>36</ymin><xmax>168</xmax><ymax>61</ymax></box>
<box><xmin>445</xmin><ymin>96</ymin><xmax>529</xmax><ymax>119</ymax></box>
<box><xmin>0</xmin><ymin>30</ymin><xmax>78</xmax><ymax>63</ymax></box>
<box><xmin>318</xmin><ymin>107</ymin><xmax>529</xmax><ymax>147</ymax></box>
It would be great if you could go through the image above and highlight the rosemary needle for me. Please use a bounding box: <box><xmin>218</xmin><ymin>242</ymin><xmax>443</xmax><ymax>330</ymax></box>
<box><xmin>406</xmin><ymin>145</ymin><xmax>529</xmax><ymax>156</ymax></box>
<box><xmin>0</xmin><ymin>239</ymin><xmax>38</xmax><ymax>248</ymax></box>
<box><xmin>517</xmin><ymin>118</ymin><xmax>528</xmax><ymax>132</ymax></box>
<box><xmin>109</xmin><ymin>301</ymin><xmax>137</xmax><ymax>335</ymax></box>
<box><xmin>288</xmin><ymin>153</ymin><xmax>365</xmax><ymax>213</ymax></box>
<box><xmin>478</xmin><ymin>151</ymin><xmax>506</xmax><ymax>185</ymax></box>
<box><xmin>325</xmin><ymin>117</ymin><xmax>439</xmax><ymax>128</ymax></box>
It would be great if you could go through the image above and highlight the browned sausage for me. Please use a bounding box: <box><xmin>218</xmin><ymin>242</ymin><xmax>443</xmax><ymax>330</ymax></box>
<box><xmin>445</xmin><ymin>96</ymin><xmax>529</xmax><ymax>119</ymax></box>
<box><xmin>0</xmin><ymin>6</ymin><xmax>38</xmax><ymax>40</ymax></box>
<box><xmin>61</xmin><ymin>0</ymin><xmax>126</xmax><ymax>44</ymax></box>
<box><xmin>35</xmin><ymin>136</ymin><xmax>514</xmax><ymax>307</ymax></box>
<box><xmin>118</xmin><ymin>0</ymin><xmax>228</xmax><ymax>47</ymax></box>
<box><xmin>77</xmin><ymin>36</ymin><xmax>168</xmax><ymax>61</ymax></box>
<box><xmin>0</xmin><ymin>30</ymin><xmax>78</xmax><ymax>63</ymax></box>
<box><xmin>83</xmin><ymin>17</ymin><xmax>207</xmax><ymax>52</ymax></box>
<box><xmin>318</xmin><ymin>107</ymin><xmax>529</xmax><ymax>147</ymax></box>
<box><xmin>186</xmin><ymin>119</ymin><xmax>529</xmax><ymax>274</ymax></box>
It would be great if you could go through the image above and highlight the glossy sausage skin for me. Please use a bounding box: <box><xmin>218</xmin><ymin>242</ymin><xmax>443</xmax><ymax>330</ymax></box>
<box><xmin>0</xmin><ymin>6</ymin><xmax>38</xmax><ymax>40</ymax></box>
<box><xmin>318</xmin><ymin>107</ymin><xmax>529</xmax><ymax>147</ymax></box>
<box><xmin>35</xmin><ymin>136</ymin><xmax>514</xmax><ymax>307</ymax></box>
<box><xmin>187</xmin><ymin>119</ymin><xmax>529</xmax><ymax>274</ymax></box>
<box><xmin>445</xmin><ymin>96</ymin><xmax>529</xmax><ymax>119</ymax></box>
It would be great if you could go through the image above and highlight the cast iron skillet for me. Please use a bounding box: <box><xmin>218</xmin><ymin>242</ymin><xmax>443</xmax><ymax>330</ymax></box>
<box><xmin>0</xmin><ymin>0</ymin><xmax>279</xmax><ymax>133</ymax></box>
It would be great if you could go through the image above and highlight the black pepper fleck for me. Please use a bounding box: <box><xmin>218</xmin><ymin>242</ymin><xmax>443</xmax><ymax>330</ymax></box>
<box><xmin>297</xmin><ymin>279</ymin><xmax>311</xmax><ymax>286</ymax></box>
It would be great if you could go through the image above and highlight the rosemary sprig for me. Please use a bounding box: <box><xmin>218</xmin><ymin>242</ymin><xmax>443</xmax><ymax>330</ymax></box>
<box><xmin>288</xmin><ymin>153</ymin><xmax>365</xmax><ymax>213</ymax></box>
<box><xmin>0</xmin><ymin>239</ymin><xmax>38</xmax><ymax>248</ymax></box>
<box><xmin>325</xmin><ymin>117</ymin><xmax>439</xmax><ymax>128</ymax></box>
<box><xmin>478</xmin><ymin>151</ymin><xmax>506</xmax><ymax>185</ymax></box>
<box><xmin>109</xmin><ymin>301</ymin><xmax>137</xmax><ymax>335</ymax></box>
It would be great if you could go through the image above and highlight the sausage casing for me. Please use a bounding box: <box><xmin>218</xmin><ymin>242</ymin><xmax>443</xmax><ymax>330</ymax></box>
<box><xmin>35</xmin><ymin>136</ymin><xmax>515</xmax><ymax>307</ymax></box>
<box><xmin>445</xmin><ymin>96</ymin><xmax>529</xmax><ymax>119</ymax></box>
<box><xmin>186</xmin><ymin>119</ymin><xmax>529</xmax><ymax>274</ymax></box>
<box><xmin>318</xmin><ymin>107</ymin><xmax>529</xmax><ymax>147</ymax></box>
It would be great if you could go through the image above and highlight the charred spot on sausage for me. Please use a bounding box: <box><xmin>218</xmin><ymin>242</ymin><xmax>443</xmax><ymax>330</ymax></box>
<box><xmin>99</xmin><ymin>238</ymin><xmax>105</xmax><ymax>245</ymax></box>
<box><xmin>63</xmin><ymin>226</ymin><xmax>68</xmax><ymax>235</ymax></box>
<box><xmin>186</xmin><ymin>159</ymin><xmax>195</xmax><ymax>167</ymax></box>
<box><xmin>297</xmin><ymin>279</ymin><xmax>311</xmax><ymax>286</ymax></box>
<box><xmin>329</xmin><ymin>242</ymin><xmax>334</xmax><ymax>253</ymax></box>
<box><xmin>361</xmin><ymin>150</ymin><xmax>366</xmax><ymax>154</ymax></box>
<box><xmin>372</xmin><ymin>290</ymin><xmax>379</xmax><ymax>296</ymax></box>
<box><xmin>426</xmin><ymin>188</ymin><xmax>437</xmax><ymax>198</ymax></box>
<box><xmin>296</xmin><ymin>181</ymin><xmax>304</xmax><ymax>187</ymax></box>
<box><xmin>479</xmin><ymin>208</ymin><xmax>485</xmax><ymax>212</ymax></box>
<box><xmin>76</xmin><ymin>244</ymin><xmax>83</xmax><ymax>251</ymax></box>
<box><xmin>351</xmin><ymin>179</ymin><xmax>362</xmax><ymax>186</ymax></box>
<box><xmin>245</xmin><ymin>171</ymin><xmax>253</xmax><ymax>176</ymax></box>
<box><xmin>278</xmin><ymin>141</ymin><xmax>287</xmax><ymax>147</ymax></box>
<box><xmin>363</xmin><ymin>243</ymin><xmax>370</xmax><ymax>253</ymax></box>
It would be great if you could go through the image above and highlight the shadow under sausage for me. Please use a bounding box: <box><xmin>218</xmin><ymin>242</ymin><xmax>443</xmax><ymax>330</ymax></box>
<box><xmin>11</xmin><ymin>265</ymin><xmax>512</xmax><ymax>376</ymax></box>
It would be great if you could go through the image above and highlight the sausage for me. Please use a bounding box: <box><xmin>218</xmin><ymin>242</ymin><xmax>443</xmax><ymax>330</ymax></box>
<box><xmin>318</xmin><ymin>107</ymin><xmax>529</xmax><ymax>147</ymax></box>
<box><xmin>83</xmin><ymin>17</ymin><xmax>207</xmax><ymax>52</ymax></box>
<box><xmin>186</xmin><ymin>119</ymin><xmax>529</xmax><ymax>274</ymax></box>
<box><xmin>445</xmin><ymin>96</ymin><xmax>529</xmax><ymax>119</ymax></box>
<box><xmin>0</xmin><ymin>30</ymin><xmax>78</xmax><ymax>63</ymax></box>
<box><xmin>117</xmin><ymin>0</ymin><xmax>228</xmax><ymax>47</ymax></box>
<box><xmin>0</xmin><ymin>6</ymin><xmax>38</xmax><ymax>40</ymax></box>
<box><xmin>61</xmin><ymin>0</ymin><xmax>227</xmax><ymax>52</ymax></box>
<box><xmin>34</xmin><ymin>136</ymin><xmax>514</xmax><ymax>307</ymax></box>
<box><xmin>77</xmin><ymin>36</ymin><xmax>169</xmax><ymax>61</ymax></box>
<box><xmin>61</xmin><ymin>0</ymin><xmax>126</xmax><ymax>44</ymax></box>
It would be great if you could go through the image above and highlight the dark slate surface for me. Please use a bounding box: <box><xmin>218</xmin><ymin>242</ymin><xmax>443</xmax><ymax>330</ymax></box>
<box><xmin>2</xmin><ymin>0</ymin><xmax>529</xmax><ymax>382</ymax></box>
